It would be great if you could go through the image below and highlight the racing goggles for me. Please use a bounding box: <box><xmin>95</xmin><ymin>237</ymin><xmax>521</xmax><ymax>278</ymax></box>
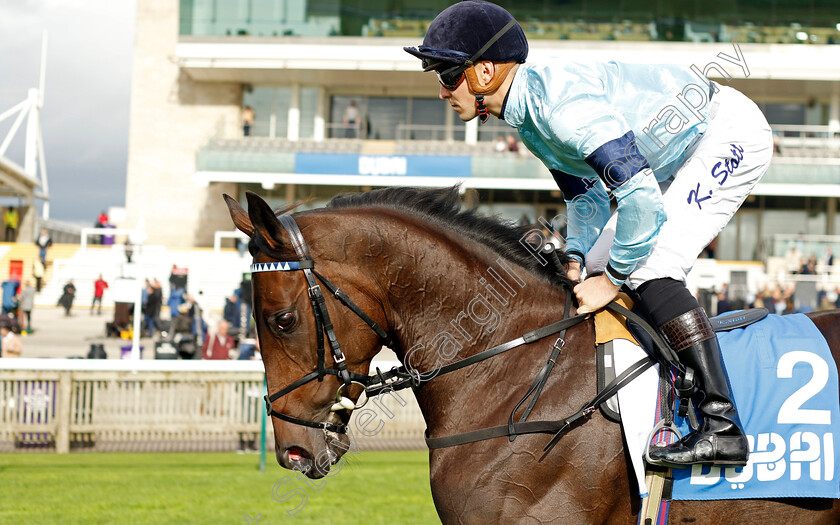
<box><xmin>434</xmin><ymin>63</ymin><xmax>469</xmax><ymax>91</ymax></box>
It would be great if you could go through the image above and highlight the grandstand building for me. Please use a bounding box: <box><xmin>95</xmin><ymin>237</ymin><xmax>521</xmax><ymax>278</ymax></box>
<box><xmin>126</xmin><ymin>0</ymin><xmax>840</xmax><ymax>269</ymax></box>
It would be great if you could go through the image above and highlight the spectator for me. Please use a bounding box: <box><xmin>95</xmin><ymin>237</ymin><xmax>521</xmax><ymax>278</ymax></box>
<box><xmin>236</xmin><ymin>237</ymin><xmax>248</xmax><ymax>257</ymax></box>
<box><xmin>506</xmin><ymin>134</ymin><xmax>519</xmax><ymax>153</ymax></box>
<box><xmin>3</xmin><ymin>207</ymin><xmax>18</xmax><ymax>242</ymax></box>
<box><xmin>124</xmin><ymin>239</ymin><xmax>134</xmax><ymax>263</ymax></box>
<box><xmin>183</xmin><ymin>293</ymin><xmax>207</xmax><ymax>343</ymax></box>
<box><xmin>343</xmin><ymin>101</ymin><xmax>360</xmax><ymax>138</ymax></box>
<box><xmin>784</xmin><ymin>245</ymin><xmax>801</xmax><ymax>273</ymax></box>
<box><xmin>716</xmin><ymin>290</ymin><xmax>732</xmax><ymax>316</ymax></box>
<box><xmin>0</xmin><ymin>321</ymin><xmax>22</xmax><ymax>358</ymax></box>
<box><xmin>242</xmin><ymin>105</ymin><xmax>255</xmax><ymax>136</ymax></box>
<box><xmin>824</xmin><ymin>248</ymin><xmax>834</xmax><ymax>269</ymax></box>
<box><xmin>144</xmin><ymin>279</ymin><xmax>163</xmax><ymax>337</ymax></box>
<box><xmin>58</xmin><ymin>280</ymin><xmax>76</xmax><ymax>316</ymax></box>
<box><xmin>238</xmin><ymin>337</ymin><xmax>260</xmax><ymax>360</ymax></box>
<box><xmin>1</xmin><ymin>280</ymin><xmax>19</xmax><ymax>315</ymax></box>
<box><xmin>759</xmin><ymin>285</ymin><xmax>776</xmax><ymax>312</ymax></box>
<box><xmin>169</xmin><ymin>264</ymin><xmax>188</xmax><ymax>294</ymax></box>
<box><xmin>223</xmin><ymin>294</ymin><xmax>240</xmax><ymax>327</ymax></box>
<box><xmin>92</xmin><ymin>211</ymin><xmax>108</xmax><ymax>245</ymax></box>
<box><xmin>494</xmin><ymin>136</ymin><xmax>506</xmax><ymax>152</ymax></box>
<box><xmin>800</xmin><ymin>254</ymin><xmax>817</xmax><ymax>275</ymax></box>
<box><xmin>782</xmin><ymin>298</ymin><xmax>796</xmax><ymax>315</ymax></box>
<box><xmin>239</xmin><ymin>275</ymin><xmax>253</xmax><ymax>336</ymax></box>
<box><xmin>167</xmin><ymin>286</ymin><xmax>185</xmax><ymax>320</ymax></box>
<box><xmin>835</xmin><ymin>287</ymin><xmax>840</xmax><ymax>309</ymax></box>
<box><xmin>35</xmin><ymin>228</ymin><xmax>52</xmax><ymax>266</ymax></box>
<box><xmin>32</xmin><ymin>259</ymin><xmax>44</xmax><ymax>292</ymax></box>
<box><xmin>18</xmin><ymin>280</ymin><xmax>35</xmax><ymax>333</ymax></box>
<box><xmin>91</xmin><ymin>274</ymin><xmax>109</xmax><ymax>316</ymax></box>
<box><xmin>202</xmin><ymin>320</ymin><xmax>235</xmax><ymax>360</ymax></box>
<box><xmin>817</xmin><ymin>292</ymin><xmax>834</xmax><ymax>311</ymax></box>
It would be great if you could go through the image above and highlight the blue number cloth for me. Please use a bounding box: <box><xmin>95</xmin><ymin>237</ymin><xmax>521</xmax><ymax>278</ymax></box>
<box><xmin>671</xmin><ymin>313</ymin><xmax>840</xmax><ymax>500</ymax></box>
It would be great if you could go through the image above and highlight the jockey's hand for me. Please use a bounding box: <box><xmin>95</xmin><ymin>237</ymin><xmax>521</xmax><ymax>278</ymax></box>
<box><xmin>574</xmin><ymin>273</ymin><xmax>621</xmax><ymax>315</ymax></box>
<box><xmin>566</xmin><ymin>260</ymin><xmax>581</xmax><ymax>282</ymax></box>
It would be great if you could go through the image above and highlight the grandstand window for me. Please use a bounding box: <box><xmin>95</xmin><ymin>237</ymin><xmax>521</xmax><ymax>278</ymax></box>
<box><xmin>763</xmin><ymin>103</ymin><xmax>806</xmax><ymax>125</ymax></box>
<box><xmin>243</xmin><ymin>87</ymin><xmax>291</xmax><ymax>138</ymax></box>
<box><xmin>717</xmin><ymin>218</ymin><xmax>738</xmax><ymax>261</ymax></box>
<box><xmin>738</xmin><ymin>211</ymin><xmax>760</xmax><ymax>261</ymax></box>
<box><xmin>404</xmin><ymin>98</ymin><xmax>454</xmax><ymax>141</ymax></box>
<box><xmin>717</xmin><ymin>210</ymin><xmax>760</xmax><ymax>261</ymax></box>
<box><xmin>298</xmin><ymin>88</ymin><xmax>319</xmax><ymax>139</ymax></box>
<box><xmin>834</xmin><ymin>202</ymin><xmax>840</xmax><ymax>235</ymax></box>
<box><xmin>366</xmin><ymin>97</ymin><xmax>408</xmax><ymax>140</ymax></box>
<box><xmin>329</xmin><ymin>96</ymin><xmax>468</xmax><ymax>141</ymax></box>
<box><xmin>763</xmin><ymin>209</ymin><xmax>811</xmax><ymax>238</ymax></box>
<box><xmin>181</xmin><ymin>0</ymin><xmax>840</xmax><ymax>42</ymax></box>
<box><xmin>180</xmin><ymin>0</ymin><xmax>340</xmax><ymax>37</ymax></box>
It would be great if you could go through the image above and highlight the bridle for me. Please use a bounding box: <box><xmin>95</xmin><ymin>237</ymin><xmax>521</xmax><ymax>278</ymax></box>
<box><xmin>254</xmin><ymin>214</ymin><xmax>390</xmax><ymax>434</ymax></box>
<box><xmin>255</xmin><ymin>214</ymin><xmax>676</xmax><ymax>453</ymax></box>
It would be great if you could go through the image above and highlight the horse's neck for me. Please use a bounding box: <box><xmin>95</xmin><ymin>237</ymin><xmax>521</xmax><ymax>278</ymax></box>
<box><xmin>376</xmin><ymin>223</ymin><xmax>570</xmax><ymax>437</ymax></box>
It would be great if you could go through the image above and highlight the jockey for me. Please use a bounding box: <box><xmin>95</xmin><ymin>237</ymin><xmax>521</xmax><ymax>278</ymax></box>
<box><xmin>405</xmin><ymin>0</ymin><xmax>773</xmax><ymax>467</ymax></box>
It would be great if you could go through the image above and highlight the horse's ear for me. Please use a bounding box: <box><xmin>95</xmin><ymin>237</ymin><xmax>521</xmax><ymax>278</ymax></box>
<box><xmin>223</xmin><ymin>194</ymin><xmax>254</xmax><ymax>237</ymax></box>
<box><xmin>245</xmin><ymin>191</ymin><xmax>285</xmax><ymax>250</ymax></box>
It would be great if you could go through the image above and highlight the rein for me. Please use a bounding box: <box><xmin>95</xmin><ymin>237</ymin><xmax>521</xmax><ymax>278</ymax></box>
<box><xmin>258</xmin><ymin>214</ymin><xmax>677</xmax><ymax>453</ymax></box>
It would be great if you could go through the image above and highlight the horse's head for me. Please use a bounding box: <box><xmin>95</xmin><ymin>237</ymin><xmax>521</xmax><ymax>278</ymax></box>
<box><xmin>224</xmin><ymin>192</ymin><xmax>389</xmax><ymax>478</ymax></box>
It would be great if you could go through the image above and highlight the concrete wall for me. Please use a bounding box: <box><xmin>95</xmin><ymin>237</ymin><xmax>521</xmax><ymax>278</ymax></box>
<box><xmin>125</xmin><ymin>0</ymin><xmax>239</xmax><ymax>248</ymax></box>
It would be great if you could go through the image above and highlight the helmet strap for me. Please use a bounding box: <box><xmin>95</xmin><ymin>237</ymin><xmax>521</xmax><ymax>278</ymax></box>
<box><xmin>475</xmin><ymin>95</ymin><xmax>489</xmax><ymax>124</ymax></box>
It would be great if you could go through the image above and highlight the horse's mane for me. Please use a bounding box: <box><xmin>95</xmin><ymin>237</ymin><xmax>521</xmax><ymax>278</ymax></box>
<box><xmin>324</xmin><ymin>186</ymin><xmax>572</xmax><ymax>288</ymax></box>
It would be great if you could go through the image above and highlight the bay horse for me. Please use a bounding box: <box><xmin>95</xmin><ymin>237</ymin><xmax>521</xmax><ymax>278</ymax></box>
<box><xmin>225</xmin><ymin>186</ymin><xmax>840</xmax><ymax>524</ymax></box>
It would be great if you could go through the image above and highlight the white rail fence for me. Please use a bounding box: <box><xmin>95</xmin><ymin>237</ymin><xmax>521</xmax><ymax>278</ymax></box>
<box><xmin>0</xmin><ymin>360</ymin><xmax>426</xmax><ymax>453</ymax></box>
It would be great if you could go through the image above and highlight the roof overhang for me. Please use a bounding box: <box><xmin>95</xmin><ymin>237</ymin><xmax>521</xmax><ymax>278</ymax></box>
<box><xmin>0</xmin><ymin>155</ymin><xmax>41</xmax><ymax>197</ymax></box>
<box><xmin>194</xmin><ymin>170</ymin><xmax>840</xmax><ymax>197</ymax></box>
<box><xmin>176</xmin><ymin>37</ymin><xmax>840</xmax><ymax>81</ymax></box>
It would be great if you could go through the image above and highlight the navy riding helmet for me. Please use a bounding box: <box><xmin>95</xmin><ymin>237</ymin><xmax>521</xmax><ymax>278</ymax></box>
<box><xmin>403</xmin><ymin>1</ymin><xmax>528</xmax><ymax>70</ymax></box>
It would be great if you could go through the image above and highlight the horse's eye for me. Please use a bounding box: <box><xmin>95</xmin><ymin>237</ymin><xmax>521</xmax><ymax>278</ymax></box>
<box><xmin>276</xmin><ymin>312</ymin><xmax>296</xmax><ymax>331</ymax></box>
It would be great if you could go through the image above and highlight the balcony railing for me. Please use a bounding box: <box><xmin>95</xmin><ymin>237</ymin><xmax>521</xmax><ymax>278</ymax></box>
<box><xmin>773</xmin><ymin>125</ymin><xmax>840</xmax><ymax>158</ymax></box>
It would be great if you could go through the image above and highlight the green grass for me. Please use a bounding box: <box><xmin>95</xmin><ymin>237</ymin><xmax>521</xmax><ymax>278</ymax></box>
<box><xmin>0</xmin><ymin>450</ymin><xmax>440</xmax><ymax>524</ymax></box>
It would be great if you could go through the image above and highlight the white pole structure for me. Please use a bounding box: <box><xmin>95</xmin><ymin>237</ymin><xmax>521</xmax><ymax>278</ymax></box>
<box><xmin>37</xmin><ymin>125</ymin><xmax>49</xmax><ymax>219</ymax></box>
<box><xmin>36</xmin><ymin>32</ymin><xmax>50</xmax><ymax>219</ymax></box>
<box><xmin>130</xmin><ymin>218</ymin><xmax>147</xmax><ymax>361</ymax></box>
<box><xmin>131</xmin><ymin>246</ymin><xmax>143</xmax><ymax>361</ymax></box>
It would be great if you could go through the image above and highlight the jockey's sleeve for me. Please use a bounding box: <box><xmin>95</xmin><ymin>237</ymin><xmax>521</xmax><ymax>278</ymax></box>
<box><xmin>553</xmin><ymin>173</ymin><xmax>610</xmax><ymax>267</ymax></box>
<box><xmin>547</xmin><ymin>102</ymin><xmax>666</xmax><ymax>285</ymax></box>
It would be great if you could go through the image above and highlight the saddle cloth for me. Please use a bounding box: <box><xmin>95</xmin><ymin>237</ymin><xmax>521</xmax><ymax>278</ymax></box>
<box><xmin>615</xmin><ymin>313</ymin><xmax>840</xmax><ymax>500</ymax></box>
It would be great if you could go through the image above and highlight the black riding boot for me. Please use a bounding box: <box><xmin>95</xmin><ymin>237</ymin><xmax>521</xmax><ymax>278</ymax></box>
<box><xmin>647</xmin><ymin>307</ymin><xmax>749</xmax><ymax>467</ymax></box>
